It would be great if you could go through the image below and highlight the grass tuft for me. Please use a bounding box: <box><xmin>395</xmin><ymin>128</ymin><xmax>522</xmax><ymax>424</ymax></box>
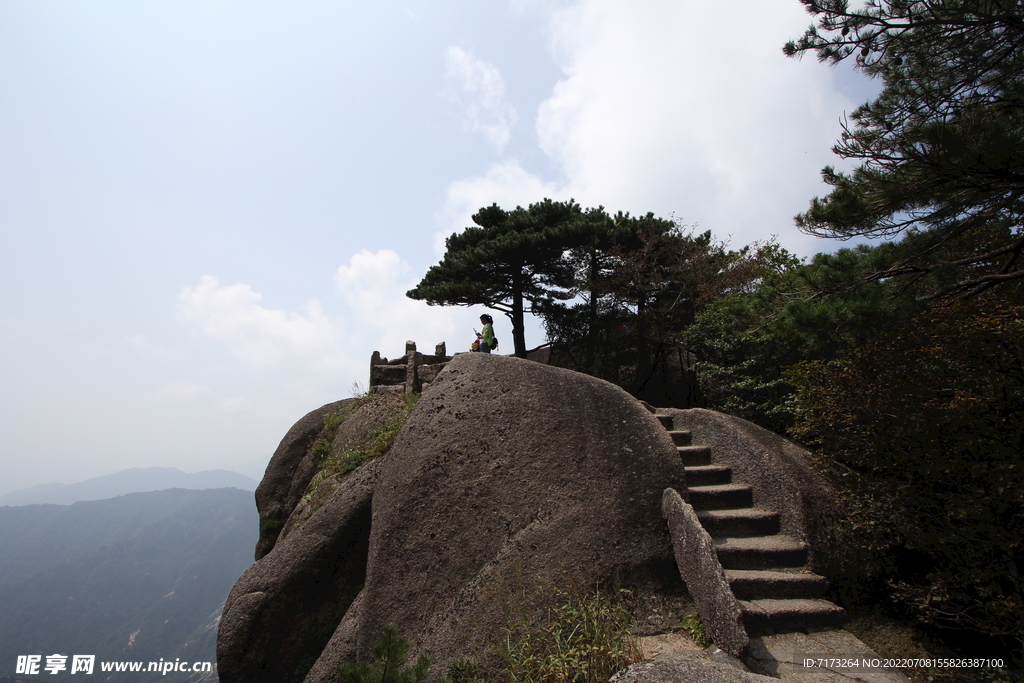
<box><xmin>305</xmin><ymin>393</ymin><xmax>421</xmax><ymax>503</ymax></box>
<box><xmin>679</xmin><ymin>609</ymin><xmax>709</xmax><ymax>647</ymax></box>
<box><xmin>499</xmin><ymin>583</ymin><xmax>639</xmax><ymax>683</ymax></box>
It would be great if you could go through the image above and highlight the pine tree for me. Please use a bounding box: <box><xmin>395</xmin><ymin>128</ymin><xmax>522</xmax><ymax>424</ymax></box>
<box><xmin>785</xmin><ymin>0</ymin><xmax>1024</xmax><ymax>298</ymax></box>
<box><xmin>407</xmin><ymin>199</ymin><xmax>583</xmax><ymax>357</ymax></box>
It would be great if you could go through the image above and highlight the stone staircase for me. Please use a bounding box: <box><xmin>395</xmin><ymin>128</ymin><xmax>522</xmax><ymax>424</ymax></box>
<box><xmin>656</xmin><ymin>413</ymin><xmax>846</xmax><ymax>637</ymax></box>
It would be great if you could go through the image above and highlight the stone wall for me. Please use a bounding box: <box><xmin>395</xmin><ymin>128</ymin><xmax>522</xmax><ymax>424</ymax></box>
<box><xmin>369</xmin><ymin>341</ymin><xmax>451</xmax><ymax>395</ymax></box>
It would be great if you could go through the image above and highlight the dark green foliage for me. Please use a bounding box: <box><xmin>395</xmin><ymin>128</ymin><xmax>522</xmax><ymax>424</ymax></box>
<box><xmin>787</xmin><ymin>296</ymin><xmax>1024</xmax><ymax>657</ymax></box>
<box><xmin>542</xmin><ymin>207</ymin><xmax>631</xmax><ymax>377</ymax></box>
<box><xmin>540</xmin><ymin>211</ymin><xmax>684</xmax><ymax>398</ymax></box>
<box><xmin>776</xmin><ymin>7</ymin><xmax>1024</xmax><ymax>653</ymax></box>
<box><xmin>683</xmin><ymin>232</ymin><xmax>1024</xmax><ymax>658</ymax></box>
<box><xmin>407</xmin><ymin>199</ymin><xmax>584</xmax><ymax>357</ymax></box>
<box><xmin>541</xmin><ymin>211</ymin><xmax>786</xmax><ymax>405</ymax></box>
<box><xmin>440</xmin><ymin>659</ymin><xmax>486</xmax><ymax>683</ymax></box>
<box><xmin>337</xmin><ymin>623</ymin><xmax>433</xmax><ymax>683</ymax></box>
<box><xmin>685</xmin><ymin>240</ymin><xmax>951</xmax><ymax>430</ymax></box>
<box><xmin>785</xmin><ymin>0</ymin><xmax>1024</xmax><ymax>298</ymax></box>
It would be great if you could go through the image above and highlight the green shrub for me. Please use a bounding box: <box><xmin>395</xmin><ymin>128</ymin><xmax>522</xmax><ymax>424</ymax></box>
<box><xmin>312</xmin><ymin>405</ymin><xmax>360</xmax><ymax>468</ymax></box>
<box><xmin>440</xmin><ymin>659</ymin><xmax>487</xmax><ymax>683</ymax></box>
<box><xmin>305</xmin><ymin>392</ymin><xmax>421</xmax><ymax>502</ymax></box>
<box><xmin>337</xmin><ymin>584</ymin><xmax>640</xmax><ymax>683</ymax></box>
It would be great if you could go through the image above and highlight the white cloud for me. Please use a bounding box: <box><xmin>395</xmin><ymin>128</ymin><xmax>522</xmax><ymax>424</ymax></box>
<box><xmin>177</xmin><ymin>276</ymin><xmax>345</xmax><ymax>371</ymax></box>
<box><xmin>153</xmin><ymin>380</ymin><xmax>213</xmax><ymax>404</ymax></box>
<box><xmin>218</xmin><ymin>396</ymin><xmax>253</xmax><ymax>413</ymax></box>
<box><xmin>175</xmin><ymin>254</ymin><xmax>531</xmax><ymax>405</ymax></box>
<box><xmin>433</xmin><ymin>160</ymin><xmax>561</xmax><ymax>252</ymax></box>
<box><xmin>335</xmin><ymin>249</ymin><xmax>474</xmax><ymax>355</ymax></box>
<box><xmin>442</xmin><ymin>0</ymin><xmax>858</xmax><ymax>257</ymax></box>
<box><xmin>444</xmin><ymin>46</ymin><xmax>517</xmax><ymax>153</ymax></box>
<box><xmin>127</xmin><ymin>334</ymin><xmax>181</xmax><ymax>361</ymax></box>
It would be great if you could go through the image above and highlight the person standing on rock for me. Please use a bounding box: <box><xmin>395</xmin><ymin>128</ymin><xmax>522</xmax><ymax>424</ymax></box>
<box><xmin>475</xmin><ymin>314</ymin><xmax>496</xmax><ymax>354</ymax></box>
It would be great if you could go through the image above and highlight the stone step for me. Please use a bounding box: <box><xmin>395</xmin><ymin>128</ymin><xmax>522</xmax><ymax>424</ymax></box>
<box><xmin>656</xmin><ymin>414</ymin><xmax>674</xmax><ymax>429</ymax></box>
<box><xmin>667</xmin><ymin>430</ymin><xmax>692</xmax><ymax>447</ymax></box>
<box><xmin>677</xmin><ymin>445</ymin><xmax>711</xmax><ymax>466</ymax></box>
<box><xmin>714</xmin><ymin>535</ymin><xmax>808</xmax><ymax>570</ymax></box>
<box><xmin>685</xmin><ymin>464</ymin><xmax>732</xmax><ymax>487</ymax></box>
<box><xmin>688</xmin><ymin>483</ymin><xmax>752</xmax><ymax>510</ymax></box>
<box><xmin>739</xmin><ymin>598</ymin><xmax>847</xmax><ymax>636</ymax></box>
<box><xmin>696</xmin><ymin>508</ymin><xmax>780</xmax><ymax>537</ymax></box>
<box><xmin>725</xmin><ymin>569</ymin><xmax>829</xmax><ymax>600</ymax></box>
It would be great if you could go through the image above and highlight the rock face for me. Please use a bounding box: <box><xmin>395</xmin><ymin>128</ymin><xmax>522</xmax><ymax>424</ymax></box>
<box><xmin>253</xmin><ymin>394</ymin><xmax>405</xmax><ymax>560</ymax></box>
<box><xmin>253</xmin><ymin>398</ymin><xmax>353</xmax><ymax>560</ymax></box>
<box><xmin>218</xmin><ymin>353</ymin><xmax>690</xmax><ymax>683</ymax></box>
<box><xmin>611</xmin><ymin>652</ymin><xmax>779</xmax><ymax>683</ymax></box>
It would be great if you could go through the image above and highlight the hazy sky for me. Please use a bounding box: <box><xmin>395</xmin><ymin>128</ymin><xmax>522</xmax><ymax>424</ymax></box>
<box><xmin>0</xmin><ymin>0</ymin><xmax>878</xmax><ymax>496</ymax></box>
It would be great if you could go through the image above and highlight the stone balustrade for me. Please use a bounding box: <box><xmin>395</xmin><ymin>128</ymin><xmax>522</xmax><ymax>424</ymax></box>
<box><xmin>369</xmin><ymin>341</ymin><xmax>451</xmax><ymax>395</ymax></box>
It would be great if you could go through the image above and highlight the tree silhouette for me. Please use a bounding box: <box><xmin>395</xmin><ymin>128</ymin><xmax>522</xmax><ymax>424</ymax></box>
<box><xmin>407</xmin><ymin>199</ymin><xmax>582</xmax><ymax>357</ymax></box>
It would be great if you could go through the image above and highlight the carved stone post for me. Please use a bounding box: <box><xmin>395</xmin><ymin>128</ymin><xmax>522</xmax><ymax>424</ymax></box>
<box><xmin>369</xmin><ymin>351</ymin><xmax>381</xmax><ymax>388</ymax></box>
<box><xmin>405</xmin><ymin>342</ymin><xmax>421</xmax><ymax>395</ymax></box>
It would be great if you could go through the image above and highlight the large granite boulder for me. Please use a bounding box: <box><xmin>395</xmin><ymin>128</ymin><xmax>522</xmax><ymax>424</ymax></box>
<box><xmin>219</xmin><ymin>353</ymin><xmax>689</xmax><ymax>683</ymax></box>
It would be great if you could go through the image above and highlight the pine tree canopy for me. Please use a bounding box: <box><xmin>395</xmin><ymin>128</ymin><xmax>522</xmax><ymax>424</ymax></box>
<box><xmin>785</xmin><ymin>0</ymin><xmax>1024</xmax><ymax>298</ymax></box>
<box><xmin>406</xmin><ymin>199</ymin><xmax>583</xmax><ymax>357</ymax></box>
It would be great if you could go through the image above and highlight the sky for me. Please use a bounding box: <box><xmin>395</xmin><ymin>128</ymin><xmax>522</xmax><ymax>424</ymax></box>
<box><xmin>0</xmin><ymin>0</ymin><xmax>881</xmax><ymax>497</ymax></box>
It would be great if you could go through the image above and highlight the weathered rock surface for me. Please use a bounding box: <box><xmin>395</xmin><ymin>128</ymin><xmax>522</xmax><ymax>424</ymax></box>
<box><xmin>220</xmin><ymin>457</ymin><xmax>382</xmax><ymax>683</ymax></box>
<box><xmin>219</xmin><ymin>353</ymin><xmax>690</xmax><ymax>683</ymax></box>
<box><xmin>253</xmin><ymin>398</ymin><xmax>354</xmax><ymax>560</ymax></box>
<box><xmin>253</xmin><ymin>392</ymin><xmax>405</xmax><ymax>560</ymax></box>
<box><xmin>611</xmin><ymin>652</ymin><xmax>779</xmax><ymax>683</ymax></box>
<box><xmin>662</xmin><ymin>488</ymin><xmax>749</xmax><ymax>658</ymax></box>
<box><xmin>746</xmin><ymin>631</ymin><xmax>913</xmax><ymax>683</ymax></box>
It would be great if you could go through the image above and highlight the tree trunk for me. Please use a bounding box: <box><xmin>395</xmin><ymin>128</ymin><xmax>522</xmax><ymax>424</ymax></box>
<box><xmin>585</xmin><ymin>250</ymin><xmax>598</xmax><ymax>372</ymax></box>
<box><xmin>511</xmin><ymin>284</ymin><xmax>527</xmax><ymax>358</ymax></box>
<box><xmin>633</xmin><ymin>296</ymin><xmax>653</xmax><ymax>394</ymax></box>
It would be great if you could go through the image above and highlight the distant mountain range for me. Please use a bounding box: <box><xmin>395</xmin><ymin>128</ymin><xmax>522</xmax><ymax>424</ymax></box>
<box><xmin>0</xmin><ymin>487</ymin><xmax>258</xmax><ymax>682</ymax></box>
<box><xmin>0</xmin><ymin>467</ymin><xmax>258</xmax><ymax>506</ymax></box>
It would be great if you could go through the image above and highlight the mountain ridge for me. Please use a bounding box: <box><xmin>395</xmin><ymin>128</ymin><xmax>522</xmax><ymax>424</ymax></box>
<box><xmin>0</xmin><ymin>487</ymin><xmax>257</xmax><ymax>682</ymax></box>
<box><xmin>0</xmin><ymin>467</ymin><xmax>257</xmax><ymax>506</ymax></box>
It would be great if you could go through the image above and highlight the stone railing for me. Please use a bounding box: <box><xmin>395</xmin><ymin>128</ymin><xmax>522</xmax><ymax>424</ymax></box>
<box><xmin>369</xmin><ymin>340</ymin><xmax>555</xmax><ymax>395</ymax></box>
<box><xmin>369</xmin><ymin>341</ymin><xmax>452</xmax><ymax>395</ymax></box>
